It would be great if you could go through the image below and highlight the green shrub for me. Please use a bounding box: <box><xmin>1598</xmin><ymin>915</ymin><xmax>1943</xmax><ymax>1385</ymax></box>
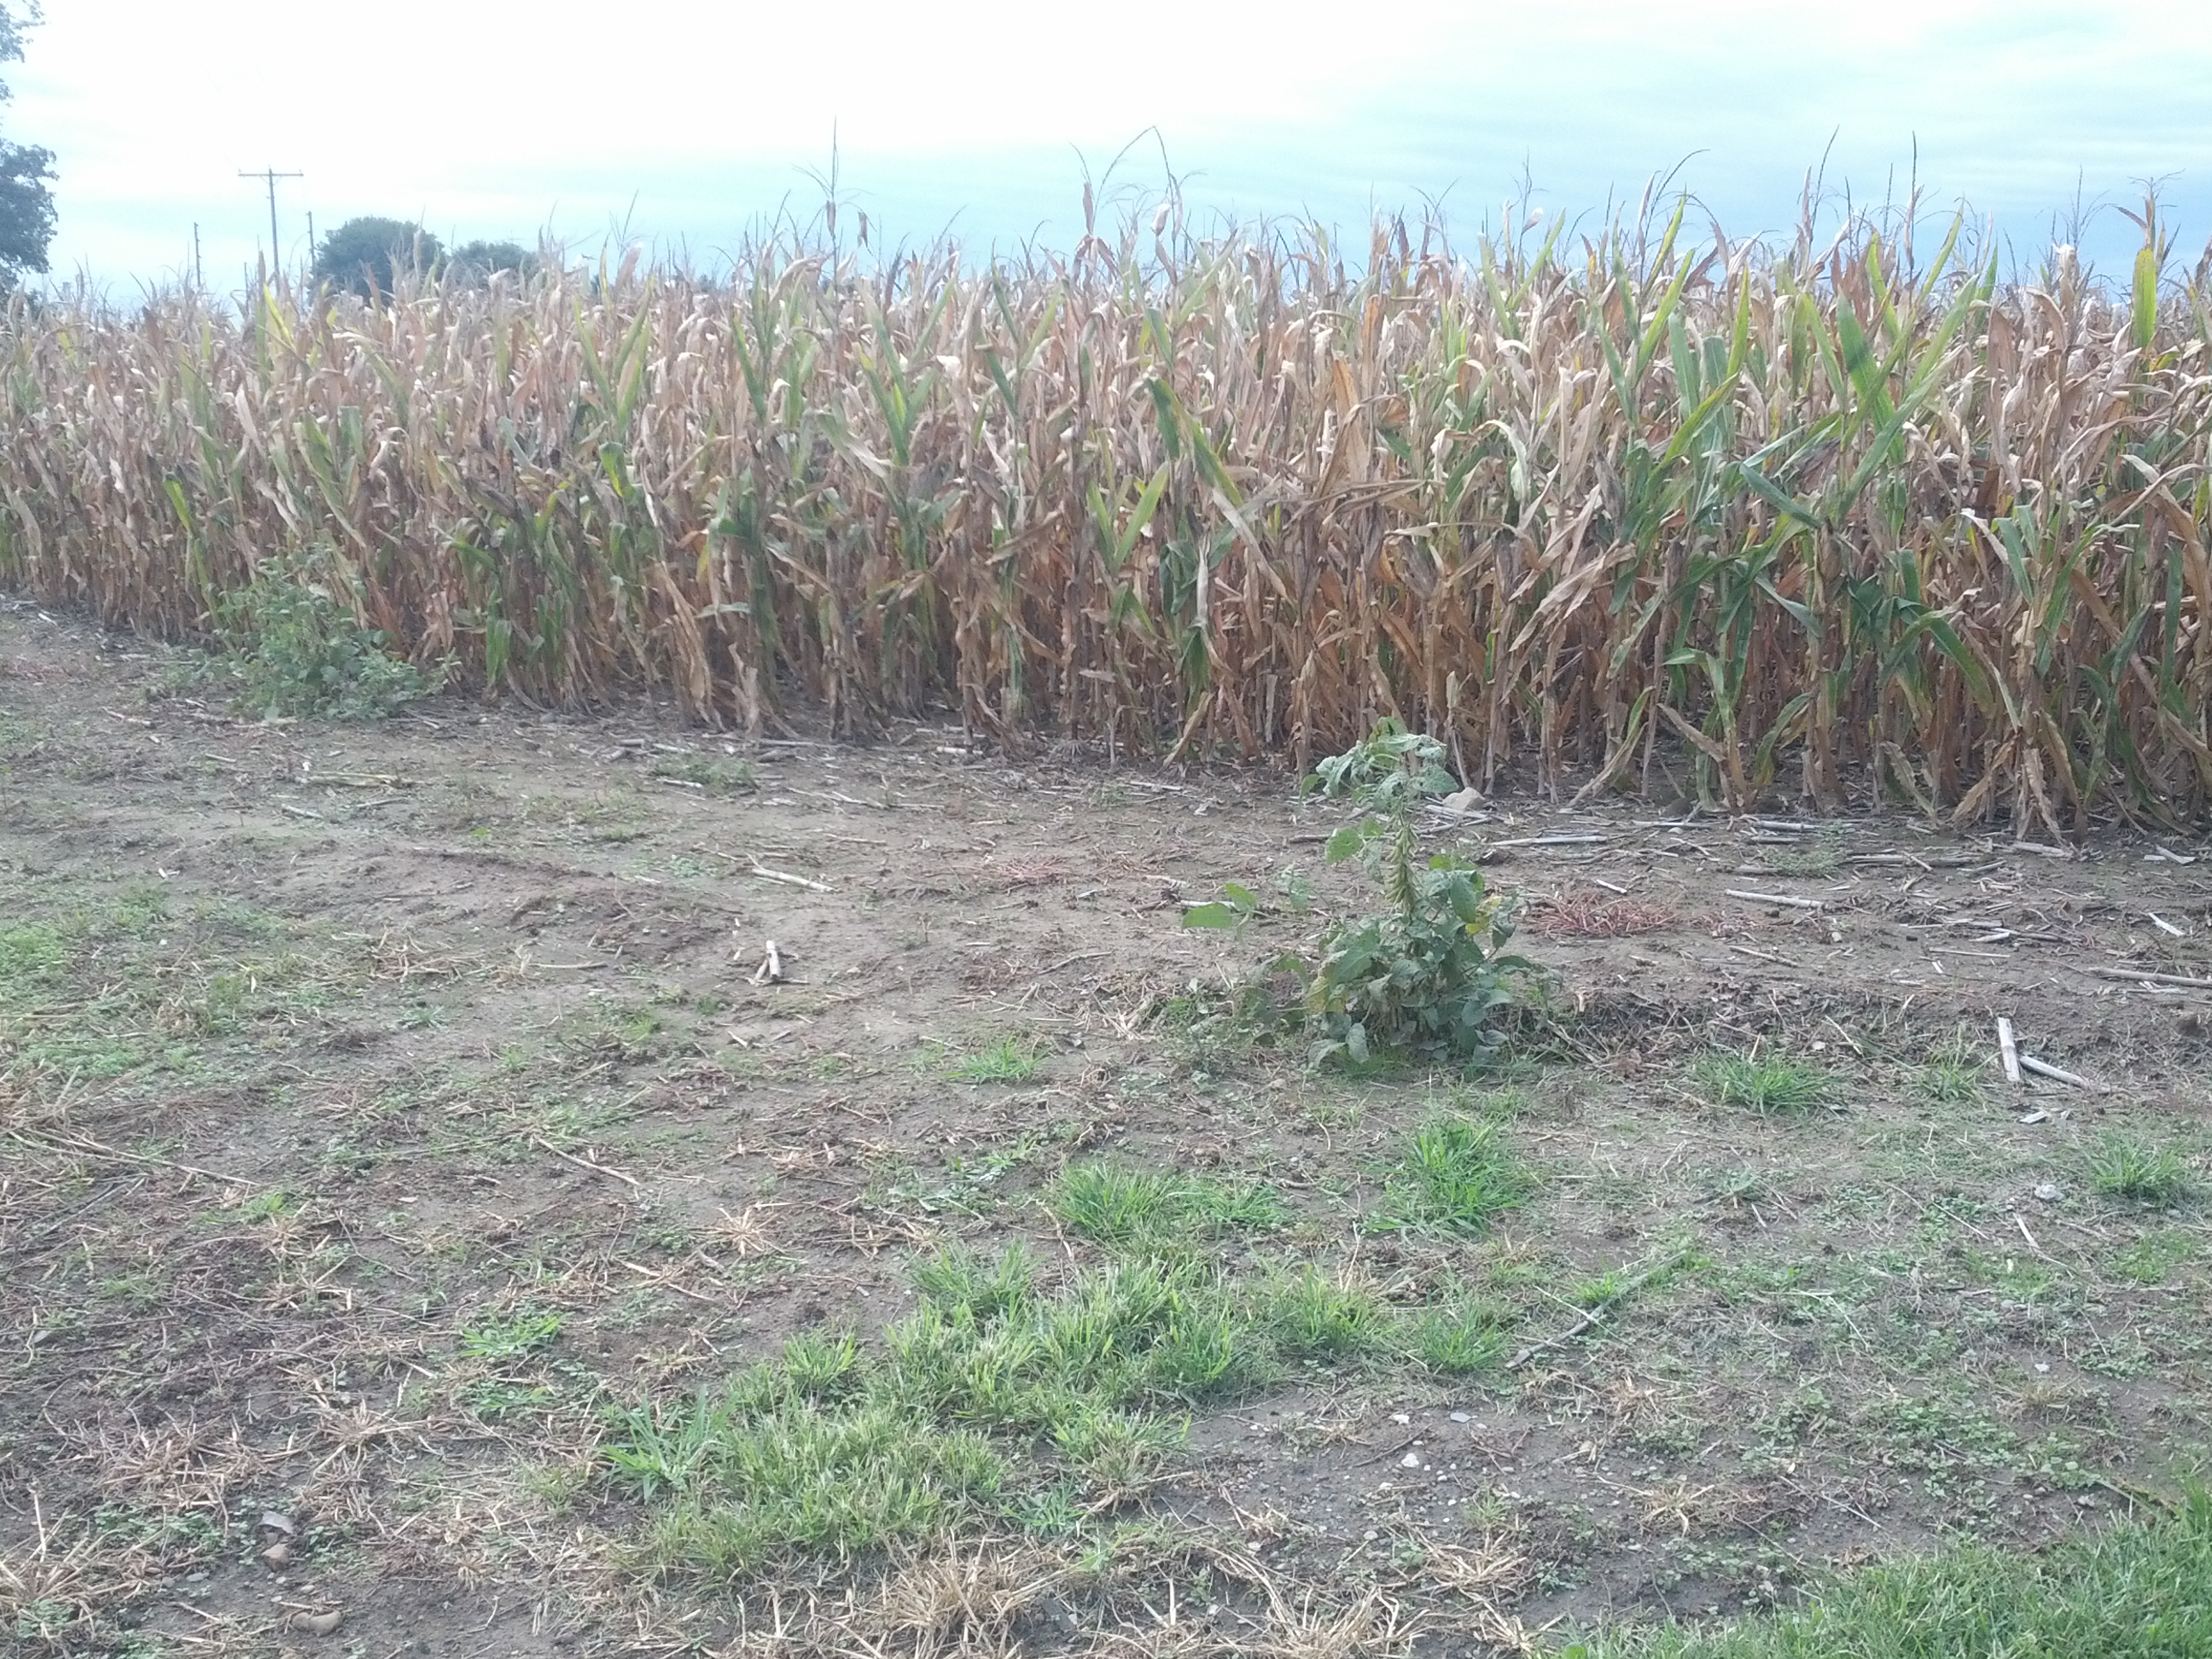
<box><xmin>206</xmin><ymin>556</ymin><xmax>439</xmax><ymax>719</ymax></box>
<box><xmin>1307</xmin><ymin>816</ymin><xmax>1528</xmax><ymax>1067</ymax></box>
<box><xmin>1308</xmin><ymin>718</ymin><xmax>1456</xmax><ymax>814</ymax></box>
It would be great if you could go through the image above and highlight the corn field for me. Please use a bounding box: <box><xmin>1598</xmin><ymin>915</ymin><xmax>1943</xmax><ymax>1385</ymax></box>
<box><xmin>3</xmin><ymin>198</ymin><xmax>2210</xmax><ymax>830</ymax></box>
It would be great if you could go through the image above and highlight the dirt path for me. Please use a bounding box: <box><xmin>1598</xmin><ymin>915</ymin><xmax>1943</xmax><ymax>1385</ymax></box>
<box><xmin>3</xmin><ymin>599</ymin><xmax>2208</xmax><ymax>1657</ymax></box>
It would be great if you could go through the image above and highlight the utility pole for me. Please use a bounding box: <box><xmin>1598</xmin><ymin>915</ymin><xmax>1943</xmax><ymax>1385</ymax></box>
<box><xmin>239</xmin><ymin>167</ymin><xmax>304</xmax><ymax>275</ymax></box>
<box><xmin>193</xmin><ymin>223</ymin><xmax>203</xmax><ymax>290</ymax></box>
<box><xmin>306</xmin><ymin>211</ymin><xmax>317</xmax><ymax>271</ymax></box>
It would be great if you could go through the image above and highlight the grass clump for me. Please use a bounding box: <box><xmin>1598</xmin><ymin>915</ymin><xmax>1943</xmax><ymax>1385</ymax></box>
<box><xmin>1050</xmin><ymin>1164</ymin><xmax>1181</xmax><ymax>1244</ymax></box>
<box><xmin>458</xmin><ymin>1308</ymin><xmax>562</xmax><ymax>1365</ymax></box>
<box><xmin>1693</xmin><ymin>1051</ymin><xmax>1833</xmax><ymax>1115</ymax></box>
<box><xmin>946</xmin><ymin>1035</ymin><xmax>1043</xmax><ymax>1084</ymax></box>
<box><xmin>1051</xmin><ymin>1405</ymin><xmax>1185</xmax><ymax>1489</ymax></box>
<box><xmin>2087</xmin><ymin>1133</ymin><xmax>2196</xmax><ymax>1207</ymax></box>
<box><xmin>1563</xmin><ymin>1487</ymin><xmax>2212</xmax><ymax>1658</ymax></box>
<box><xmin>911</xmin><ymin>1242</ymin><xmax>1039</xmax><ymax>1321</ymax></box>
<box><xmin>1755</xmin><ymin>824</ymin><xmax>1847</xmax><ymax>876</ymax></box>
<box><xmin>1260</xmin><ymin>1265</ymin><xmax>1384</xmax><ymax>1360</ymax></box>
<box><xmin>1370</xmin><ymin>1110</ymin><xmax>1530</xmax><ymax>1236</ymax></box>
<box><xmin>1406</xmin><ymin>1301</ymin><xmax>1510</xmax><ymax>1375</ymax></box>
<box><xmin>1048</xmin><ymin>1161</ymin><xmax>1287</xmax><ymax>1247</ymax></box>
<box><xmin>1915</xmin><ymin>1030</ymin><xmax>1988</xmax><ymax>1109</ymax></box>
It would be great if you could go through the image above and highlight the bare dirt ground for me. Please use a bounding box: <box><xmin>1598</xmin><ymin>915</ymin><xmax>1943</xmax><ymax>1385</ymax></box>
<box><xmin>3</xmin><ymin>596</ymin><xmax>2209</xmax><ymax>1658</ymax></box>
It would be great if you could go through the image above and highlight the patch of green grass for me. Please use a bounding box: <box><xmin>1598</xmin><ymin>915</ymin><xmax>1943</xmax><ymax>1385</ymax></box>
<box><xmin>1048</xmin><ymin>1161</ymin><xmax>1288</xmax><ymax>1246</ymax></box>
<box><xmin>1260</xmin><ymin>1265</ymin><xmax>1383</xmax><ymax>1360</ymax></box>
<box><xmin>1915</xmin><ymin>1030</ymin><xmax>1988</xmax><ymax>1109</ymax></box>
<box><xmin>1870</xmin><ymin>1393</ymin><xmax>2018</xmax><ymax>1476</ymax></box>
<box><xmin>1564</xmin><ymin>1487</ymin><xmax>2212</xmax><ymax>1658</ymax></box>
<box><xmin>2087</xmin><ymin>1133</ymin><xmax>2195</xmax><ymax>1207</ymax></box>
<box><xmin>1050</xmin><ymin>1163</ymin><xmax>1177</xmax><ymax>1243</ymax></box>
<box><xmin>89</xmin><ymin>1505</ymin><xmax>220</xmax><ymax>1564</ymax></box>
<box><xmin>779</xmin><ymin>1327</ymin><xmax>862</xmax><ymax>1400</ymax></box>
<box><xmin>626</xmin><ymin>1394</ymin><xmax>1004</xmax><ymax>1573</ymax></box>
<box><xmin>1184</xmin><ymin>1175</ymin><xmax>1290</xmax><ymax>1234</ymax></box>
<box><xmin>2114</xmin><ymin>1227</ymin><xmax>2200</xmax><ymax>1284</ymax></box>
<box><xmin>1051</xmin><ymin>1404</ymin><xmax>1186</xmax><ymax>1488</ymax></box>
<box><xmin>1371</xmin><ymin>1111</ymin><xmax>1530</xmax><ymax>1236</ymax></box>
<box><xmin>1692</xmin><ymin>1051</ymin><xmax>1833</xmax><ymax>1115</ymax></box>
<box><xmin>1569</xmin><ymin>1266</ymin><xmax>1638</xmax><ymax>1308</ymax></box>
<box><xmin>605</xmin><ymin>1211</ymin><xmax>1541</xmax><ymax>1579</ymax></box>
<box><xmin>94</xmin><ymin>1269</ymin><xmax>170</xmax><ymax>1309</ymax></box>
<box><xmin>869</xmin><ymin>1136</ymin><xmax>1043</xmax><ymax>1220</ymax></box>
<box><xmin>558</xmin><ymin>1003</ymin><xmax>670</xmax><ymax>1064</ymax></box>
<box><xmin>108</xmin><ymin>882</ymin><xmax>172</xmax><ymax>934</ymax></box>
<box><xmin>946</xmin><ymin>1034</ymin><xmax>1043</xmax><ymax>1084</ymax></box>
<box><xmin>216</xmin><ymin>1189</ymin><xmax>299</xmax><ymax>1225</ymax></box>
<box><xmin>0</xmin><ymin>921</ymin><xmax>73</xmax><ymax>987</ymax></box>
<box><xmin>461</xmin><ymin>1377</ymin><xmax>559</xmax><ymax>1420</ymax></box>
<box><xmin>609</xmin><ymin>1244</ymin><xmax>1426</xmax><ymax>1574</ymax></box>
<box><xmin>456</xmin><ymin>1307</ymin><xmax>568</xmax><ymax>1420</ymax></box>
<box><xmin>0</xmin><ymin>885</ymin><xmax>331</xmax><ymax>1088</ymax></box>
<box><xmin>1406</xmin><ymin>1301</ymin><xmax>1510</xmax><ymax>1374</ymax></box>
<box><xmin>911</xmin><ymin>1242</ymin><xmax>1040</xmax><ymax>1321</ymax></box>
<box><xmin>459</xmin><ymin>1308</ymin><xmax>562</xmax><ymax>1365</ymax></box>
<box><xmin>1009</xmin><ymin>1479</ymin><xmax>1086</xmax><ymax>1538</ymax></box>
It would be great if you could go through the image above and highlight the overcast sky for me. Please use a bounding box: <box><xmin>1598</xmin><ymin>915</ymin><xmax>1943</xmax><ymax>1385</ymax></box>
<box><xmin>10</xmin><ymin>0</ymin><xmax>2212</xmax><ymax>289</ymax></box>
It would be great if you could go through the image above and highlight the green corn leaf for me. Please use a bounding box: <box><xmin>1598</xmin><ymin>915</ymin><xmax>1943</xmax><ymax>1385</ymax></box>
<box><xmin>1668</xmin><ymin>312</ymin><xmax>1700</xmax><ymax>415</ymax></box>
<box><xmin>1834</xmin><ymin>301</ymin><xmax>1895</xmax><ymax>429</ymax></box>
<box><xmin>1145</xmin><ymin>376</ymin><xmax>1183</xmax><ymax>462</ymax></box>
<box><xmin>1734</xmin><ymin>462</ymin><xmax>1821</xmax><ymax>527</ymax></box>
<box><xmin>2132</xmin><ymin>242</ymin><xmax>2161</xmax><ymax>354</ymax></box>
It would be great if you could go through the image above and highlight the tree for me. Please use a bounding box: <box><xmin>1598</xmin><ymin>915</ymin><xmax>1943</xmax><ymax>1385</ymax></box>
<box><xmin>448</xmin><ymin>239</ymin><xmax>535</xmax><ymax>283</ymax></box>
<box><xmin>0</xmin><ymin>2</ymin><xmax>55</xmax><ymax>286</ymax></box>
<box><xmin>312</xmin><ymin>216</ymin><xmax>443</xmax><ymax>299</ymax></box>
